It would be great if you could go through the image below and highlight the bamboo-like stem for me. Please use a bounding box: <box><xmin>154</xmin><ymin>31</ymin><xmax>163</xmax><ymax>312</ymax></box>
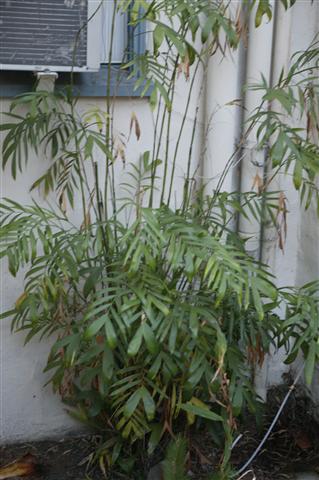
<box><xmin>149</xmin><ymin>37</ymin><xmax>182</xmax><ymax>207</ymax></box>
<box><xmin>153</xmin><ymin>101</ymin><xmax>168</xmax><ymax>188</ymax></box>
<box><xmin>160</xmin><ymin>58</ymin><xmax>179</xmax><ymax>205</ymax></box>
<box><xmin>149</xmin><ymin>95</ymin><xmax>163</xmax><ymax>207</ymax></box>
<box><xmin>104</xmin><ymin>0</ymin><xmax>118</xmax><ymax>226</ymax></box>
<box><xmin>167</xmin><ymin>58</ymin><xmax>201</xmax><ymax>206</ymax></box>
<box><xmin>93</xmin><ymin>160</ymin><xmax>110</xmax><ymax>267</ymax></box>
<box><xmin>182</xmin><ymin>59</ymin><xmax>208</xmax><ymax>212</ymax></box>
<box><xmin>69</xmin><ymin>105</ymin><xmax>88</xmax><ymax>228</ymax></box>
<box><xmin>182</xmin><ymin>115</ymin><xmax>198</xmax><ymax>213</ymax></box>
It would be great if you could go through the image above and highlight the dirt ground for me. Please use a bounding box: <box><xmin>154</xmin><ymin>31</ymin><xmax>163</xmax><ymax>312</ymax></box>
<box><xmin>1</xmin><ymin>384</ymin><xmax>318</xmax><ymax>479</ymax></box>
<box><xmin>0</xmin><ymin>436</ymin><xmax>104</xmax><ymax>480</ymax></box>
<box><xmin>229</xmin><ymin>382</ymin><xmax>319</xmax><ymax>480</ymax></box>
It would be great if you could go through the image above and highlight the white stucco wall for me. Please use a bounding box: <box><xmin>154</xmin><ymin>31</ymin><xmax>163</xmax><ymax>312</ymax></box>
<box><xmin>0</xmin><ymin>98</ymin><xmax>149</xmax><ymax>442</ymax></box>
<box><xmin>1</xmin><ymin>0</ymin><xmax>318</xmax><ymax>443</ymax></box>
<box><xmin>257</xmin><ymin>0</ymin><xmax>319</xmax><ymax>398</ymax></box>
<box><xmin>0</xmin><ymin>72</ymin><xmax>205</xmax><ymax>441</ymax></box>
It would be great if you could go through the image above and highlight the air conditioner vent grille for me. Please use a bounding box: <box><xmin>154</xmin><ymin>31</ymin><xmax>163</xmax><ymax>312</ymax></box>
<box><xmin>0</xmin><ymin>0</ymin><xmax>87</xmax><ymax>68</ymax></box>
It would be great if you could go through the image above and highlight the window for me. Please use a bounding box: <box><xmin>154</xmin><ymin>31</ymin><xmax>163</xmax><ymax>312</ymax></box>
<box><xmin>101</xmin><ymin>1</ymin><xmax>128</xmax><ymax>64</ymax></box>
<box><xmin>0</xmin><ymin>0</ymin><xmax>146</xmax><ymax>97</ymax></box>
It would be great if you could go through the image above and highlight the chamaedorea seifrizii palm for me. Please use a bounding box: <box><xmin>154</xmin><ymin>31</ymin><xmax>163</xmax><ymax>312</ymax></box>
<box><xmin>1</xmin><ymin>1</ymin><xmax>319</xmax><ymax>478</ymax></box>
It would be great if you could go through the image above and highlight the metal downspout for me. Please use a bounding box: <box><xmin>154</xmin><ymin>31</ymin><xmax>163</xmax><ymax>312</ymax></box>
<box><xmin>237</xmin><ymin>1</ymin><xmax>276</xmax><ymax>262</ymax></box>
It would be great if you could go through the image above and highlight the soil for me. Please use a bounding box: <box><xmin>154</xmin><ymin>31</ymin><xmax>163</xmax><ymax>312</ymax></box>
<box><xmin>0</xmin><ymin>436</ymin><xmax>104</xmax><ymax>480</ymax></box>
<box><xmin>1</xmin><ymin>383</ymin><xmax>319</xmax><ymax>480</ymax></box>
<box><xmin>229</xmin><ymin>381</ymin><xmax>319</xmax><ymax>480</ymax></box>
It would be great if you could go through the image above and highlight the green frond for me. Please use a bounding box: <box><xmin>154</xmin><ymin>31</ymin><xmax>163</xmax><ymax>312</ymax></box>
<box><xmin>162</xmin><ymin>436</ymin><xmax>188</xmax><ymax>480</ymax></box>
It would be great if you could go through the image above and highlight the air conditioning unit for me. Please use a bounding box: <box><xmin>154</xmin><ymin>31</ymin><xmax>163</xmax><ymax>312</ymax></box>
<box><xmin>0</xmin><ymin>0</ymin><xmax>102</xmax><ymax>72</ymax></box>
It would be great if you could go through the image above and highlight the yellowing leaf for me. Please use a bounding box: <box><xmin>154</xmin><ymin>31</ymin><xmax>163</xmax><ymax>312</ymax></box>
<box><xmin>15</xmin><ymin>292</ymin><xmax>27</xmax><ymax>309</ymax></box>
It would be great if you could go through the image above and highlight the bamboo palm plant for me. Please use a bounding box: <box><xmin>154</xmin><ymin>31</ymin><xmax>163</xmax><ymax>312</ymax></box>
<box><xmin>1</xmin><ymin>1</ymin><xmax>319</xmax><ymax>478</ymax></box>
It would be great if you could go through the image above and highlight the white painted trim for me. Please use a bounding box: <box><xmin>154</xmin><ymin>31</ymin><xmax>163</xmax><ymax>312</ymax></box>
<box><xmin>0</xmin><ymin>64</ymin><xmax>97</xmax><ymax>72</ymax></box>
<box><xmin>87</xmin><ymin>0</ymin><xmax>103</xmax><ymax>70</ymax></box>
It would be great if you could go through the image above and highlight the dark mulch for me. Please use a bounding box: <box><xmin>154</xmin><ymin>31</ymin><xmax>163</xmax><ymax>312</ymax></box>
<box><xmin>1</xmin><ymin>382</ymin><xmax>318</xmax><ymax>479</ymax></box>
<box><xmin>229</xmin><ymin>381</ymin><xmax>319</xmax><ymax>480</ymax></box>
<box><xmin>186</xmin><ymin>381</ymin><xmax>319</xmax><ymax>479</ymax></box>
<box><xmin>0</xmin><ymin>436</ymin><xmax>104</xmax><ymax>480</ymax></box>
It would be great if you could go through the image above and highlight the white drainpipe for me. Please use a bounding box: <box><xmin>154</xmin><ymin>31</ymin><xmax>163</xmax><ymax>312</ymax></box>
<box><xmin>231</xmin><ymin>1</ymin><xmax>276</xmax><ymax>402</ymax></box>
<box><xmin>202</xmin><ymin>1</ymin><xmax>248</xmax><ymax>195</ymax></box>
<box><xmin>247</xmin><ymin>2</ymin><xmax>294</xmax><ymax>399</ymax></box>
<box><xmin>262</xmin><ymin>1</ymin><xmax>319</xmax><ymax>404</ymax></box>
<box><xmin>202</xmin><ymin>0</ymin><xmax>295</xmax><ymax>399</ymax></box>
<box><xmin>238</xmin><ymin>1</ymin><xmax>276</xmax><ymax>260</ymax></box>
<box><xmin>203</xmin><ymin>2</ymin><xmax>275</xmax><ymax>400</ymax></box>
<box><xmin>260</xmin><ymin>2</ymin><xmax>293</xmax><ymax>270</ymax></box>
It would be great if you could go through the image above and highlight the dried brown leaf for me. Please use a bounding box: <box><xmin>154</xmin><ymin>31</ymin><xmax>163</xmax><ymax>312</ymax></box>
<box><xmin>294</xmin><ymin>431</ymin><xmax>312</xmax><ymax>450</ymax></box>
<box><xmin>252</xmin><ymin>173</ymin><xmax>264</xmax><ymax>195</ymax></box>
<box><xmin>59</xmin><ymin>190</ymin><xmax>67</xmax><ymax>214</ymax></box>
<box><xmin>80</xmin><ymin>210</ymin><xmax>91</xmax><ymax>231</ymax></box>
<box><xmin>276</xmin><ymin>192</ymin><xmax>288</xmax><ymax>252</ymax></box>
<box><xmin>177</xmin><ymin>53</ymin><xmax>190</xmax><ymax>80</ymax></box>
<box><xmin>129</xmin><ymin>112</ymin><xmax>141</xmax><ymax>141</ymax></box>
<box><xmin>0</xmin><ymin>454</ymin><xmax>39</xmax><ymax>479</ymax></box>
